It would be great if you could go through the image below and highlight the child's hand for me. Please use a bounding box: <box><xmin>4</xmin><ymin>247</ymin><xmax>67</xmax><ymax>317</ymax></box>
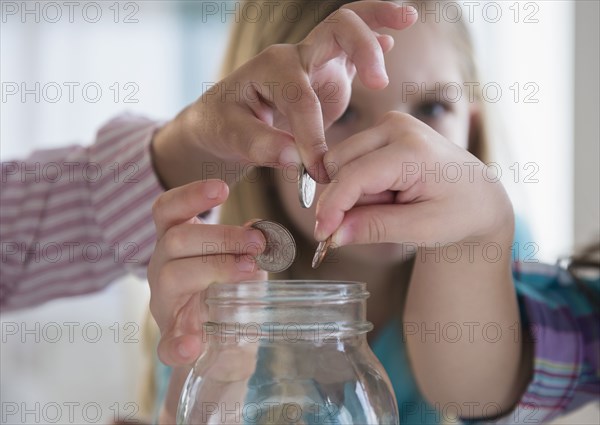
<box><xmin>147</xmin><ymin>180</ymin><xmax>267</xmax><ymax>366</ymax></box>
<box><xmin>152</xmin><ymin>1</ymin><xmax>417</xmax><ymax>187</ymax></box>
<box><xmin>315</xmin><ymin>112</ymin><xmax>514</xmax><ymax>247</ymax></box>
<box><xmin>315</xmin><ymin>113</ymin><xmax>522</xmax><ymax>414</ymax></box>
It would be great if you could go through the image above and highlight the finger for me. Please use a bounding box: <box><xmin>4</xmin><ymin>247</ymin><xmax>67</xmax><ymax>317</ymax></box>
<box><xmin>295</xmin><ymin>16</ymin><xmax>382</xmax><ymax>179</ymax></box>
<box><xmin>232</xmin><ymin>104</ymin><xmax>302</xmax><ymax>168</ymax></box>
<box><xmin>155</xmin><ymin>266</ymin><xmax>266</xmax><ymax>367</ymax></box>
<box><xmin>248</xmin><ymin>54</ymin><xmax>332</xmax><ymax>183</ymax></box>
<box><xmin>158</xmin><ymin>333</ymin><xmax>202</xmax><ymax>366</ymax></box>
<box><xmin>279</xmin><ymin>76</ymin><xmax>331</xmax><ymax>183</ymax></box>
<box><xmin>355</xmin><ymin>191</ymin><xmax>396</xmax><ymax>207</ymax></box>
<box><xmin>302</xmin><ymin>8</ymin><xmax>388</xmax><ymax>89</ymax></box>
<box><xmin>152</xmin><ymin>180</ymin><xmax>228</xmax><ymax>240</ymax></box>
<box><xmin>340</xmin><ymin>2</ymin><xmax>418</xmax><ymax>31</ymax></box>
<box><xmin>333</xmin><ymin>204</ymin><xmax>412</xmax><ymax>246</ymax></box>
<box><xmin>324</xmin><ymin>124</ymin><xmax>391</xmax><ymax>178</ymax></box>
<box><xmin>158</xmin><ymin>223</ymin><xmax>266</xmax><ymax>261</ymax></box>
<box><xmin>315</xmin><ymin>144</ymin><xmax>419</xmax><ymax>240</ymax></box>
<box><xmin>149</xmin><ymin>254</ymin><xmax>264</xmax><ymax>337</ymax></box>
<box><xmin>153</xmin><ymin>255</ymin><xmax>262</xmax><ymax>304</ymax></box>
<box><xmin>303</xmin><ymin>3</ymin><xmax>417</xmax><ymax>88</ymax></box>
<box><xmin>376</xmin><ymin>33</ymin><xmax>395</xmax><ymax>54</ymax></box>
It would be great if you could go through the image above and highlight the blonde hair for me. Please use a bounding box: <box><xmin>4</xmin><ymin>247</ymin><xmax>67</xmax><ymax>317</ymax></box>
<box><xmin>220</xmin><ymin>0</ymin><xmax>491</xmax><ymax>280</ymax></box>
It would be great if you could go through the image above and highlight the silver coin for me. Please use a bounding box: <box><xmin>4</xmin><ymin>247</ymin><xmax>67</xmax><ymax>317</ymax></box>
<box><xmin>298</xmin><ymin>164</ymin><xmax>316</xmax><ymax>208</ymax></box>
<box><xmin>311</xmin><ymin>236</ymin><xmax>332</xmax><ymax>269</ymax></box>
<box><xmin>251</xmin><ymin>220</ymin><xmax>296</xmax><ymax>273</ymax></box>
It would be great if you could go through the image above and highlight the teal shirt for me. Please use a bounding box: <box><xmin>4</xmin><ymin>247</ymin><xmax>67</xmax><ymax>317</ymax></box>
<box><xmin>371</xmin><ymin>319</ymin><xmax>441</xmax><ymax>425</ymax></box>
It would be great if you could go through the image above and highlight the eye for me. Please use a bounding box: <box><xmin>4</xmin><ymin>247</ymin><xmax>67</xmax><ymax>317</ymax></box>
<box><xmin>334</xmin><ymin>105</ymin><xmax>358</xmax><ymax>125</ymax></box>
<box><xmin>412</xmin><ymin>101</ymin><xmax>452</xmax><ymax>121</ymax></box>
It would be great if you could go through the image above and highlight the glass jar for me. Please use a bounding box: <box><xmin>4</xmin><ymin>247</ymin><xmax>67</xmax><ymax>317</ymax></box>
<box><xmin>177</xmin><ymin>281</ymin><xmax>399</xmax><ymax>424</ymax></box>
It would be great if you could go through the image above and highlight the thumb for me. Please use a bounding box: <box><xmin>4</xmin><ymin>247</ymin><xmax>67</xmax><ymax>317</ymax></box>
<box><xmin>157</xmin><ymin>332</ymin><xmax>203</xmax><ymax>367</ymax></box>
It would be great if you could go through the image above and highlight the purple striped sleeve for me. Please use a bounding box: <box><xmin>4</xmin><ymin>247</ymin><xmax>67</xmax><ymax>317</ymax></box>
<box><xmin>493</xmin><ymin>263</ymin><xmax>600</xmax><ymax>424</ymax></box>
<box><xmin>1</xmin><ymin>114</ymin><xmax>165</xmax><ymax>311</ymax></box>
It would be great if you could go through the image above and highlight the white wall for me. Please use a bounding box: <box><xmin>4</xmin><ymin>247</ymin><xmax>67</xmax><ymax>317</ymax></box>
<box><xmin>574</xmin><ymin>0</ymin><xmax>600</xmax><ymax>250</ymax></box>
<box><xmin>468</xmin><ymin>0</ymin><xmax>574</xmax><ymax>262</ymax></box>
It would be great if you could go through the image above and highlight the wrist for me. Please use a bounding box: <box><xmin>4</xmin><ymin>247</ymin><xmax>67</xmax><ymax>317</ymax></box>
<box><xmin>151</xmin><ymin>112</ymin><xmax>196</xmax><ymax>189</ymax></box>
<box><xmin>465</xmin><ymin>184</ymin><xmax>515</xmax><ymax>249</ymax></box>
<box><xmin>151</xmin><ymin>105</ymin><xmax>243</xmax><ymax>189</ymax></box>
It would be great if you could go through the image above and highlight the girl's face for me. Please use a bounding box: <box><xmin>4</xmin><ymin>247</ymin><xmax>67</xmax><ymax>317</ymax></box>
<box><xmin>276</xmin><ymin>22</ymin><xmax>479</xmax><ymax>262</ymax></box>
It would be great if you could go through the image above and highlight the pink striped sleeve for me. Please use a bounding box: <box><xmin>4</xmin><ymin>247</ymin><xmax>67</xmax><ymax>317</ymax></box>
<box><xmin>0</xmin><ymin>114</ymin><xmax>165</xmax><ymax>310</ymax></box>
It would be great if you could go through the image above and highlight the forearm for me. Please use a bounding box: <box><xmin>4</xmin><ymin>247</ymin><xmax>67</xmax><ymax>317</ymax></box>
<box><xmin>404</xmin><ymin>224</ymin><xmax>523</xmax><ymax>418</ymax></box>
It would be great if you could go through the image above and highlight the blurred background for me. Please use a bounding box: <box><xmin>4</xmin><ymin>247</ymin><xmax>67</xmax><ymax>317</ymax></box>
<box><xmin>1</xmin><ymin>1</ymin><xmax>598</xmax><ymax>423</ymax></box>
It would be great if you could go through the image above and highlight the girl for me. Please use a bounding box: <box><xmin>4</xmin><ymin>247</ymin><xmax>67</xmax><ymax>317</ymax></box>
<box><xmin>148</xmin><ymin>1</ymin><xmax>598</xmax><ymax>423</ymax></box>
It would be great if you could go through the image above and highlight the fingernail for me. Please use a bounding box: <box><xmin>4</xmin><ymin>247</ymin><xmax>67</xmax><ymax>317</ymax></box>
<box><xmin>245</xmin><ymin>229</ymin><xmax>265</xmax><ymax>256</ymax></box>
<box><xmin>279</xmin><ymin>146</ymin><xmax>302</xmax><ymax>167</ymax></box>
<box><xmin>314</xmin><ymin>220</ymin><xmax>331</xmax><ymax>242</ymax></box>
<box><xmin>405</xmin><ymin>5</ymin><xmax>418</xmax><ymax>15</ymax></box>
<box><xmin>247</xmin><ymin>229</ymin><xmax>265</xmax><ymax>246</ymax></box>
<box><xmin>314</xmin><ymin>220</ymin><xmax>324</xmax><ymax>241</ymax></box>
<box><xmin>178</xmin><ymin>343</ymin><xmax>190</xmax><ymax>359</ymax></box>
<box><xmin>376</xmin><ymin>64</ymin><xmax>389</xmax><ymax>83</ymax></box>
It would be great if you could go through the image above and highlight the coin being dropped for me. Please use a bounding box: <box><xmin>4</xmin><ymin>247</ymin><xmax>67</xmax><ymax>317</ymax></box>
<box><xmin>250</xmin><ymin>220</ymin><xmax>296</xmax><ymax>273</ymax></box>
<box><xmin>312</xmin><ymin>236</ymin><xmax>333</xmax><ymax>269</ymax></box>
<box><xmin>298</xmin><ymin>164</ymin><xmax>316</xmax><ymax>208</ymax></box>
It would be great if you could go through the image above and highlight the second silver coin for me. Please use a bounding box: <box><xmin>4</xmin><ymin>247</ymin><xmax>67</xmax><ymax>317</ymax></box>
<box><xmin>298</xmin><ymin>164</ymin><xmax>316</xmax><ymax>208</ymax></box>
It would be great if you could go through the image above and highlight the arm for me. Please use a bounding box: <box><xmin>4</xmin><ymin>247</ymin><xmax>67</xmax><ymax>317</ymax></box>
<box><xmin>0</xmin><ymin>115</ymin><xmax>164</xmax><ymax>310</ymax></box>
<box><xmin>314</xmin><ymin>112</ymin><xmax>523</xmax><ymax>418</ymax></box>
<box><xmin>404</xmin><ymin>221</ymin><xmax>523</xmax><ymax>417</ymax></box>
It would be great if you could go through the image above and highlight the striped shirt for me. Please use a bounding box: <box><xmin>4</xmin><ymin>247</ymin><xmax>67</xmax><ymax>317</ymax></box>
<box><xmin>1</xmin><ymin>114</ymin><xmax>164</xmax><ymax>309</ymax></box>
<box><xmin>497</xmin><ymin>261</ymin><xmax>599</xmax><ymax>423</ymax></box>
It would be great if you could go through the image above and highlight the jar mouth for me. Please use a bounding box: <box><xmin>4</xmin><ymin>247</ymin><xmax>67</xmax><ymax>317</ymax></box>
<box><xmin>206</xmin><ymin>280</ymin><xmax>369</xmax><ymax>305</ymax></box>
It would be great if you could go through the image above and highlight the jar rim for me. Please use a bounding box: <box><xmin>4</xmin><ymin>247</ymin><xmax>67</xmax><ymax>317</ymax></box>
<box><xmin>206</xmin><ymin>280</ymin><xmax>369</xmax><ymax>305</ymax></box>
